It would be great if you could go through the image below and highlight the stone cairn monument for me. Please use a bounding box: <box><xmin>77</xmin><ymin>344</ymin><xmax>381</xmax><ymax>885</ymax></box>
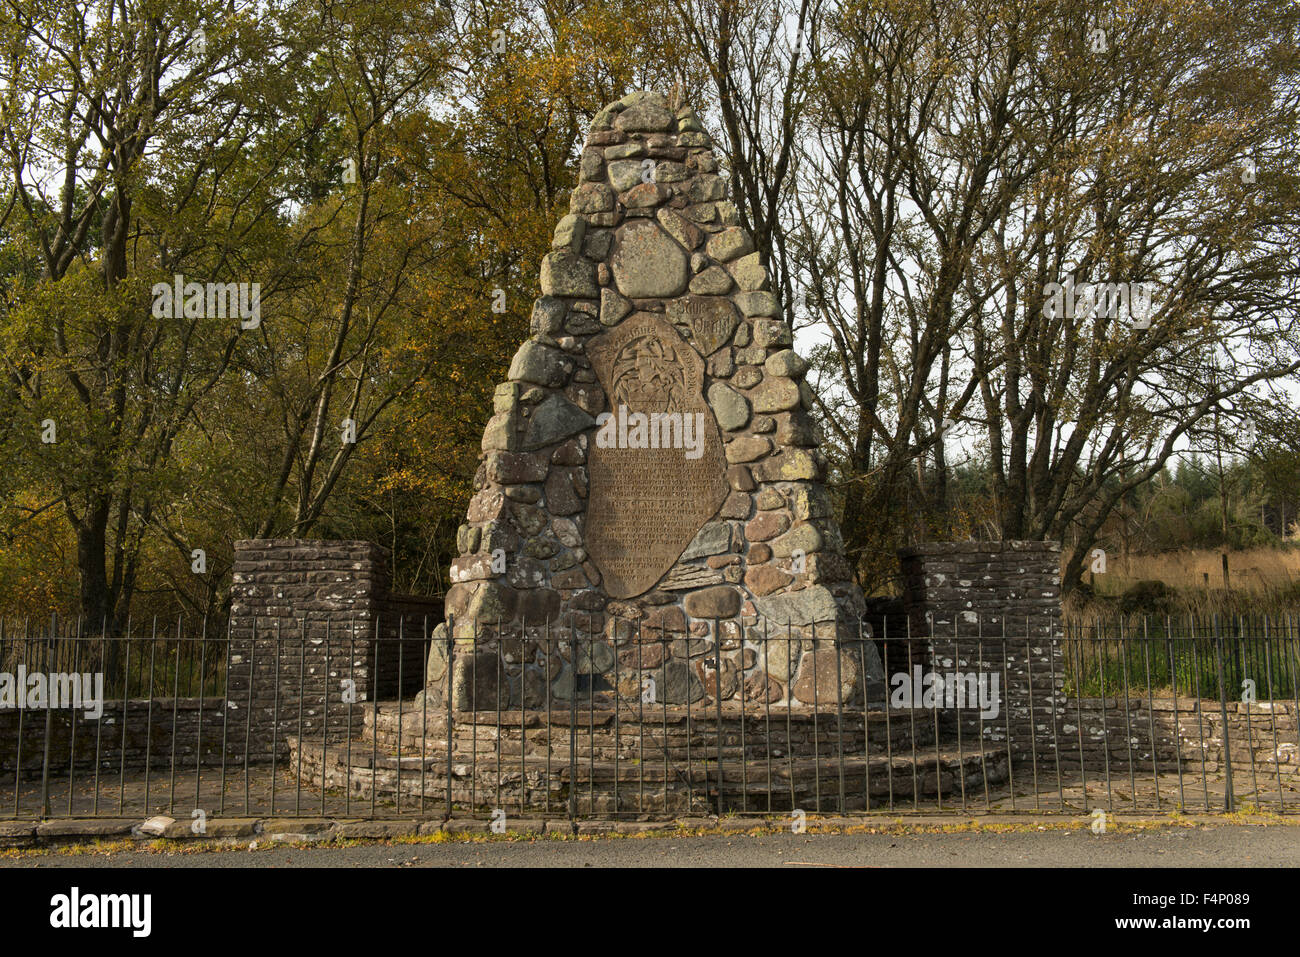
<box><xmin>432</xmin><ymin>91</ymin><xmax>884</xmax><ymax>713</ymax></box>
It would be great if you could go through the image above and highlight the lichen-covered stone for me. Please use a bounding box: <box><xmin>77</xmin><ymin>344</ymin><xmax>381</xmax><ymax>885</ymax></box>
<box><xmin>508</xmin><ymin>340</ymin><xmax>570</xmax><ymax>388</ymax></box>
<box><xmin>656</xmin><ymin>208</ymin><xmax>703</xmax><ymax>249</ymax></box>
<box><xmin>770</xmin><ymin>522</ymin><xmax>824</xmax><ymax>559</ymax></box>
<box><xmin>706</xmin><ymin>227</ymin><xmax>754</xmax><ymax>262</ymax></box>
<box><xmin>685</xmin><ymin>202</ymin><xmax>717</xmax><ymax>223</ymax></box>
<box><xmin>599</xmin><ymin>287</ymin><xmax>631</xmax><ymax>326</ymax></box>
<box><xmin>707</xmin><ymin>382</ymin><xmax>750</xmax><ymax>431</ymax></box>
<box><xmin>457</xmin><ymin>524</ymin><xmax>482</xmax><ymax>554</ymax></box>
<box><xmin>680</xmin><ymin>521</ymin><xmax>732</xmax><ymax>561</ymax></box>
<box><xmin>734</xmin><ymin>290</ymin><xmax>781</xmax><ymax>317</ymax></box>
<box><xmin>493</xmin><ymin>382</ymin><xmax>521</xmax><ymax>415</ymax></box>
<box><xmin>765</xmin><ymin>349</ymin><xmax>807</xmax><ymax>378</ymax></box>
<box><xmin>540</xmin><ymin>249</ymin><xmax>599</xmax><ymax>298</ymax></box>
<box><xmin>552</xmin><ymin>214</ymin><xmax>586</xmax><ymax>252</ymax></box>
<box><xmin>754</xmin><ymin>449</ymin><xmax>820</xmax><ymax>482</ymax></box>
<box><xmin>608</xmin><ymin>158</ymin><xmax>646</xmax><ymax>191</ymax></box>
<box><xmin>775</xmin><ymin>413</ymin><xmax>818</xmax><ymax>447</ymax></box>
<box><xmin>625</xmin><ymin>182</ymin><xmax>670</xmax><ymax>207</ymax></box>
<box><xmin>447</xmin><ymin>581</ymin><xmax>517</xmax><ymax>628</ymax></box>
<box><xmin>579</xmin><ymin>150</ymin><xmax>604</xmax><ymax>181</ymax></box>
<box><xmin>466</xmin><ymin>489</ymin><xmax>507</xmax><ymax>523</ymax></box>
<box><xmin>570</xmin><ymin>182</ymin><xmax>614</xmax><ymax>214</ymax></box>
<box><xmin>605</xmin><ymin>141</ymin><xmax>645</xmax><ymax>159</ymax></box>
<box><xmin>676</xmin><ymin>105</ymin><xmax>705</xmax><ymax>132</ymax></box>
<box><xmin>749</xmin><ymin>377</ymin><xmax>801</xmax><ymax>413</ymax></box>
<box><xmin>484</xmin><ymin>450</ymin><xmax>549</xmax><ymax>485</ymax></box>
<box><xmin>480</xmin><ymin>410</ymin><xmax>519</xmax><ymax>451</ymax></box>
<box><xmin>729</xmin><ymin>252</ymin><xmax>768</xmax><ymax>291</ymax></box>
<box><xmin>724</xmin><ymin>435</ymin><xmax>771</xmax><ymax>463</ymax></box>
<box><xmin>656</xmin><ymin>160</ymin><xmax>690</xmax><ymax>183</ymax></box>
<box><xmin>425</xmin><ymin>625</ymin><xmax>450</xmax><ymax>684</ymax></box>
<box><xmin>689</xmin><ymin>265</ymin><xmax>733</xmax><ymax>295</ymax></box>
<box><xmin>530</xmin><ymin>297</ymin><xmax>567</xmax><ymax>336</ymax></box>
<box><xmin>610</xmin><ymin>220</ymin><xmax>689</xmax><ymax>298</ymax></box>
<box><xmin>616</xmin><ymin>97</ymin><xmax>674</xmax><ymax>133</ymax></box>
<box><xmin>552</xmin><ymin>517</ymin><xmax>582</xmax><ymax>548</ymax></box>
<box><xmin>510</xmin><ymin>502</ymin><xmax>549</xmax><ymax>536</ymax></box>
<box><xmin>523</xmin><ymin>393</ymin><xmax>596</xmax><ymax>450</ymax></box>
<box><xmin>754</xmin><ymin>318</ymin><xmax>793</xmax><ymax>348</ymax></box>
<box><xmin>688</xmin><ymin>176</ymin><xmax>725</xmax><ymax>202</ymax></box>
<box><xmin>708</xmin><ymin>349</ymin><xmax>735</xmax><ymax>377</ymax></box>
<box><xmin>755</xmin><ymin>585</ymin><xmax>841</xmax><ymax>627</ymax></box>
<box><xmin>583</xmin><ymin>229</ymin><xmax>613</xmax><ymax>260</ymax></box>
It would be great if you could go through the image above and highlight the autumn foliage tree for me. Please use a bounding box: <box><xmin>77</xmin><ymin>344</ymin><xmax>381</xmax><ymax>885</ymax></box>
<box><xmin>1</xmin><ymin>0</ymin><xmax>1298</xmax><ymax>623</ymax></box>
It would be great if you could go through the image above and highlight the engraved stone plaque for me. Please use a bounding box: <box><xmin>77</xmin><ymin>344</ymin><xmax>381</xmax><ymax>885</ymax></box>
<box><xmin>668</xmin><ymin>296</ymin><xmax>738</xmax><ymax>356</ymax></box>
<box><xmin>586</xmin><ymin>314</ymin><xmax>729</xmax><ymax>598</ymax></box>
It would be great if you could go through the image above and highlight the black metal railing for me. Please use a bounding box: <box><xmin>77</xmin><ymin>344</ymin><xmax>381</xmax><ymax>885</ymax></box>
<box><xmin>1</xmin><ymin>613</ymin><xmax>1296</xmax><ymax>822</ymax></box>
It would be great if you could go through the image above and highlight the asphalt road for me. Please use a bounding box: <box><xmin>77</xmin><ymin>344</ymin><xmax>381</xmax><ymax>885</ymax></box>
<box><xmin>5</xmin><ymin>825</ymin><xmax>1299</xmax><ymax>867</ymax></box>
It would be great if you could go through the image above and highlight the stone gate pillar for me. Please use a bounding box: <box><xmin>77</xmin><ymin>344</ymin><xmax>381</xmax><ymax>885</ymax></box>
<box><xmin>898</xmin><ymin>541</ymin><xmax>1065</xmax><ymax>760</ymax></box>
<box><xmin>229</xmin><ymin>540</ymin><xmax>434</xmax><ymax>754</ymax></box>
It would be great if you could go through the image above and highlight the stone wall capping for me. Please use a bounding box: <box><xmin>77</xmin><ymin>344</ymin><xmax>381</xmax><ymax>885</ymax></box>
<box><xmin>898</xmin><ymin>540</ymin><xmax>1062</xmax><ymax>559</ymax></box>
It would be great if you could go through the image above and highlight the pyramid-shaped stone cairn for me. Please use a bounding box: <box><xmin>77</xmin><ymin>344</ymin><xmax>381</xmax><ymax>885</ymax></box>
<box><xmin>432</xmin><ymin>91</ymin><xmax>885</xmax><ymax>711</ymax></box>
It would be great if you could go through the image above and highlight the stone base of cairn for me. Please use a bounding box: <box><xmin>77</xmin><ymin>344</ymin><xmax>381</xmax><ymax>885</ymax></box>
<box><xmin>288</xmin><ymin>699</ymin><xmax>1009</xmax><ymax>817</ymax></box>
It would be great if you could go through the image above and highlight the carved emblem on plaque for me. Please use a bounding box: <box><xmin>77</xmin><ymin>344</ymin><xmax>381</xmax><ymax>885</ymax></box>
<box><xmin>610</xmin><ymin>335</ymin><xmax>687</xmax><ymax>411</ymax></box>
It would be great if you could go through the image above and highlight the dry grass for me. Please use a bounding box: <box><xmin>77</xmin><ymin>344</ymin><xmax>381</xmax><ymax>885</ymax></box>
<box><xmin>1082</xmin><ymin>547</ymin><xmax>1300</xmax><ymax>595</ymax></box>
<box><xmin>1064</xmin><ymin>546</ymin><xmax>1300</xmax><ymax>626</ymax></box>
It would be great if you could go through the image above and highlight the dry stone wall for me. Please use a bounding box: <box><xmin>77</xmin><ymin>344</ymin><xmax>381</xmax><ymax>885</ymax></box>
<box><xmin>229</xmin><ymin>539</ymin><xmax>438</xmax><ymax>755</ymax></box>
<box><xmin>1066</xmin><ymin>697</ymin><xmax>1299</xmax><ymax>781</ymax></box>
<box><xmin>442</xmin><ymin>91</ymin><xmax>882</xmax><ymax>712</ymax></box>
<box><xmin>0</xmin><ymin>697</ymin><xmax>228</xmax><ymax>779</ymax></box>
